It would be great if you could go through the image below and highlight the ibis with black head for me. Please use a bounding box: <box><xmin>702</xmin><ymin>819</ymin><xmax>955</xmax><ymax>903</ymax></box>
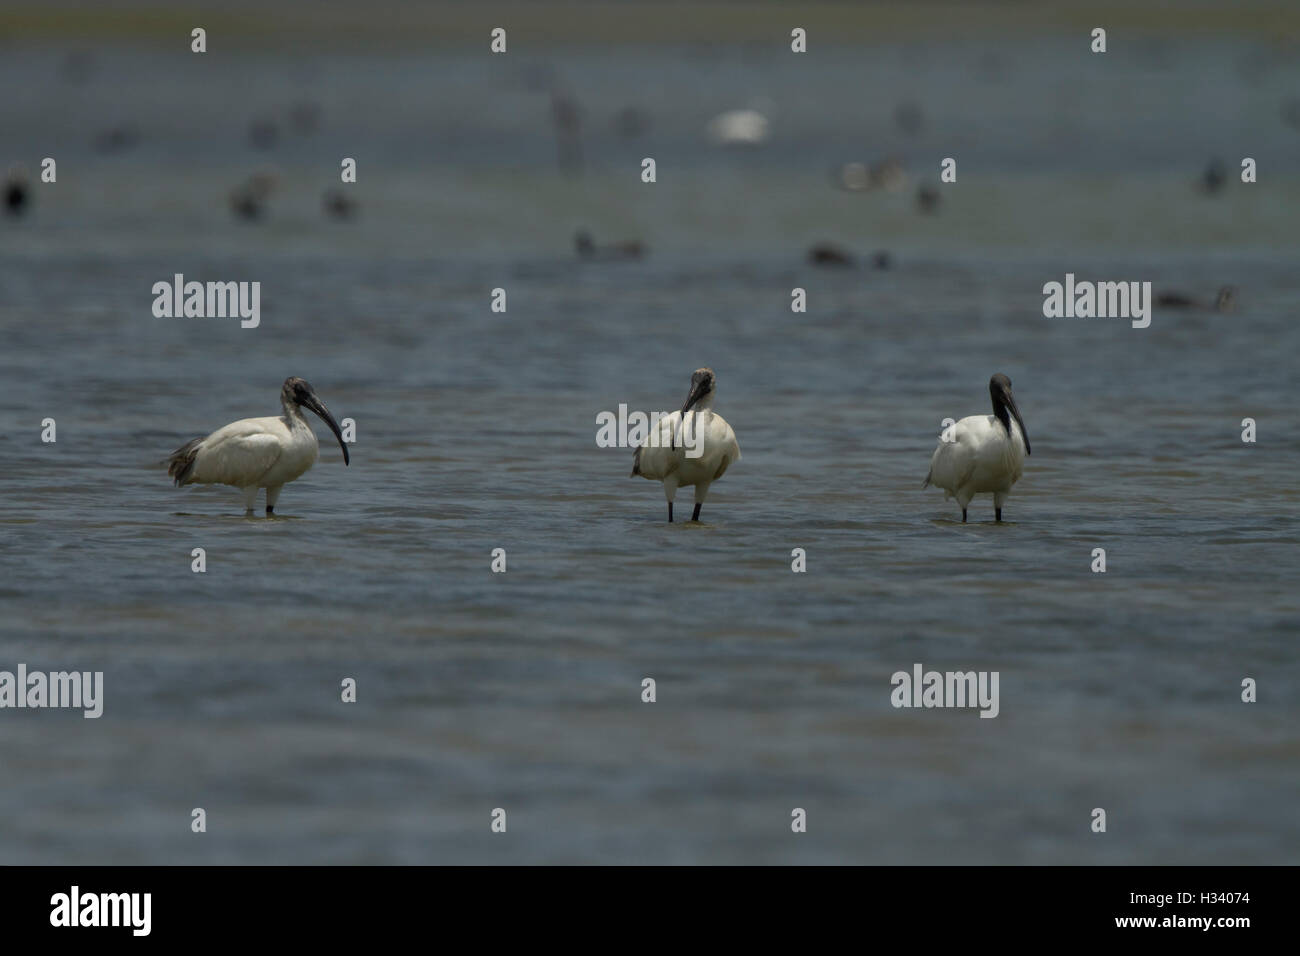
<box><xmin>167</xmin><ymin>377</ymin><xmax>350</xmax><ymax>516</ymax></box>
<box><xmin>631</xmin><ymin>368</ymin><xmax>741</xmax><ymax>522</ymax></box>
<box><xmin>924</xmin><ymin>374</ymin><xmax>1030</xmax><ymax>523</ymax></box>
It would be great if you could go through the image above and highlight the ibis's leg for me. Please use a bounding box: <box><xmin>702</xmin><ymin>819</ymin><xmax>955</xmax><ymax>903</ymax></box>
<box><xmin>266</xmin><ymin>483</ymin><xmax>283</xmax><ymax>517</ymax></box>
<box><xmin>962</xmin><ymin>508</ymin><xmax>967</xmax><ymax>523</ymax></box>
<box><xmin>241</xmin><ymin>486</ymin><xmax>258</xmax><ymax>515</ymax></box>
<box><xmin>662</xmin><ymin>477</ymin><xmax>679</xmax><ymax>523</ymax></box>
<box><xmin>692</xmin><ymin>481</ymin><xmax>711</xmax><ymax>522</ymax></box>
<box><xmin>995</xmin><ymin>508</ymin><xmax>1002</xmax><ymax>522</ymax></box>
<box><xmin>994</xmin><ymin>491</ymin><xmax>1007</xmax><ymax>523</ymax></box>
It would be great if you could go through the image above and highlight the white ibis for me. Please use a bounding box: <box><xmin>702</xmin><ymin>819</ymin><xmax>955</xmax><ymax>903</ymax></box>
<box><xmin>167</xmin><ymin>377</ymin><xmax>349</xmax><ymax>516</ymax></box>
<box><xmin>706</xmin><ymin>109</ymin><xmax>769</xmax><ymax>146</ymax></box>
<box><xmin>631</xmin><ymin>367</ymin><xmax>741</xmax><ymax>522</ymax></box>
<box><xmin>924</xmin><ymin>373</ymin><xmax>1030</xmax><ymax>523</ymax></box>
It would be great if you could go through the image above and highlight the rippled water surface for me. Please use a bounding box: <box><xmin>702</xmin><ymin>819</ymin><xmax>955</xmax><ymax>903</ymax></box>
<box><xmin>1</xmin><ymin>19</ymin><xmax>1298</xmax><ymax>863</ymax></box>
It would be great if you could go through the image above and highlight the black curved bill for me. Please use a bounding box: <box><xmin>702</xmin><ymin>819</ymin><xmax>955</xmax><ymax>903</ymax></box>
<box><xmin>1005</xmin><ymin>392</ymin><xmax>1030</xmax><ymax>456</ymax></box>
<box><xmin>302</xmin><ymin>392</ymin><xmax>350</xmax><ymax>465</ymax></box>
<box><xmin>681</xmin><ymin>381</ymin><xmax>708</xmax><ymax>415</ymax></box>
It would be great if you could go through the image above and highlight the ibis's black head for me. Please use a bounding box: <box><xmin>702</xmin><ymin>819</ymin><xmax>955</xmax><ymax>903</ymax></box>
<box><xmin>989</xmin><ymin>373</ymin><xmax>1030</xmax><ymax>456</ymax></box>
<box><xmin>681</xmin><ymin>367</ymin><xmax>717</xmax><ymax>414</ymax></box>
<box><xmin>282</xmin><ymin>377</ymin><xmax>350</xmax><ymax>465</ymax></box>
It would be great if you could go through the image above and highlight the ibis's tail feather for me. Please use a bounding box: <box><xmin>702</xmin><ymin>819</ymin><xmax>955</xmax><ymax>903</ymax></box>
<box><xmin>630</xmin><ymin>445</ymin><xmax>643</xmax><ymax>478</ymax></box>
<box><xmin>167</xmin><ymin>437</ymin><xmax>204</xmax><ymax>486</ymax></box>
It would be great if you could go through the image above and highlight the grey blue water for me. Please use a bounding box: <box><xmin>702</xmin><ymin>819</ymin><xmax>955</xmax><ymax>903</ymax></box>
<box><xmin>1</xmin><ymin>28</ymin><xmax>1297</xmax><ymax>863</ymax></box>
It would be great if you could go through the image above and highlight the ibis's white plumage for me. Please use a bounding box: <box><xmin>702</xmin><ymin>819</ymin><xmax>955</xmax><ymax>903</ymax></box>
<box><xmin>632</xmin><ymin>368</ymin><xmax>741</xmax><ymax>522</ymax></box>
<box><xmin>924</xmin><ymin>374</ymin><xmax>1031</xmax><ymax>522</ymax></box>
<box><xmin>706</xmin><ymin>109</ymin><xmax>769</xmax><ymax>146</ymax></box>
<box><xmin>168</xmin><ymin>377</ymin><xmax>349</xmax><ymax>516</ymax></box>
<box><xmin>181</xmin><ymin>415</ymin><xmax>314</xmax><ymax>485</ymax></box>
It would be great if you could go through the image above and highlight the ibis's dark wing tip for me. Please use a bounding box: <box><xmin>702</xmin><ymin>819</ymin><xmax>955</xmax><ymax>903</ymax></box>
<box><xmin>166</xmin><ymin>437</ymin><xmax>204</xmax><ymax>485</ymax></box>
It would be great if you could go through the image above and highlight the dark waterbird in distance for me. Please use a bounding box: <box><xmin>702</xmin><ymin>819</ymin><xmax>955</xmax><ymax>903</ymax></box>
<box><xmin>575</xmin><ymin>229</ymin><xmax>645</xmax><ymax>261</ymax></box>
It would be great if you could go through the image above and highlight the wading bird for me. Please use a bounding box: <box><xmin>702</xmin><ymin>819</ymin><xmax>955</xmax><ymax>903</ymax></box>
<box><xmin>4</xmin><ymin>164</ymin><xmax>29</xmax><ymax>216</ymax></box>
<box><xmin>706</xmin><ymin>108</ymin><xmax>769</xmax><ymax>146</ymax></box>
<box><xmin>915</xmin><ymin>182</ymin><xmax>941</xmax><ymax>214</ymax></box>
<box><xmin>807</xmin><ymin>242</ymin><xmax>855</xmax><ymax>267</ymax></box>
<box><xmin>631</xmin><ymin>368</ymin><xmax>741</xmax><ymax>522</ymax></box>
<box><xmin>1199</xmin><ymin>159</ymin><xmax>1226</xmax><ymax>195</ymax></box>
<box><xmin>167</xmin><ymin>377</ymin><xmax>349</xmax><ymax>516</ymax></box>
<box><xmin>924</xmin><ymin>374</ymin><xmax>1030</xmax><ymax>523</ymax></box>
<box><xmin>229</xmin><ymin>170</ymin><xmax>278</xmax><ymax>222</ymax></box>
<box><xmin>322</xmin><ymin>187</ymin><xmax>358</xmax><ymax>220</ymax></box>
<box><xmin>1155</xmin><ymin>285</ymin><xmax>1236</xmax><ymax>312</ymax></box>
<box><xmin>574</xmin><ymin>229</ymin><xmax>645</xmax><ymax>261</ymax></box>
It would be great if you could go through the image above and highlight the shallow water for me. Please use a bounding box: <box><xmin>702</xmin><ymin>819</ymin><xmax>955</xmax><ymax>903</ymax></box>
<box><xmin>1</xmin><ymin>26</ymin><xmax>1298</xmax><ymax>863</ymax></box>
